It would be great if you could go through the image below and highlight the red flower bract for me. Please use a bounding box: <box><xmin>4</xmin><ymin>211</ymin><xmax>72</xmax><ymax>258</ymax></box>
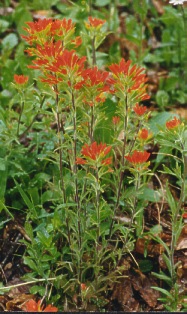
<box><xmin>109</xmin><ymin>59</ymin><xmax>150</xmax><ymax>102</ymax></box>
<box><xmin>50</xmin><ymin>18</ymin><xmax>75</xmax><ymax>36</ymax></box>
<box><xmin>109</xmin><ymin>59</ymin><xmax>132</xmax><ymax>77</ymax></box>
<box><xmin>81</xmin><ymin>67</ymin><xmax>110</xmax><ymax>88</ymax></box>
<box><xmin>24</xmin><ymin>18</ymin><xmax>53</xmax><ymax>34</ymax></box>
<box><xmin>76</xmin><ymin>142</ymin><xmax>112</xmax><ymax>166</ymax></box>
<box><xmin>112</xmin><ymin>116</ymin><xmax>120</xmax><ymax>125</ymax></box>
<box><xmin>80</xmin><ymin>66</ymin><xmax>113</xmax><ymax>97</ymax></box>
<box><xmin>81</xmin><ymin>142</ymin><xmax>111</xmax><ymax>160</ymax></box>
<box><xmin>29</xmin><ymin>49</ymin><xmax>86</xmax><ymax>86</ymax></box>
<box><xmin>23</xmin><ymin>299</ymin><xmax>58</xmax><ymax>312</ymax></box>
<box><xmin>133</xmin><ymin>103</ymin><xmax>147</xmax><ymax>116</ymax></box>
<box><xmin>22</xmin><ymin>18</ymin><xmax>75</xmax><ymax>45</ymax></box>
<box><xmin>46</xmin><ymin>50</ymin><xmax>86</xmax><ymax>74</ymax></box>
<box><xmin>14</xmin><ymin>74</ymin><xmax>29</xmax><ymax>85</ymax></box>
<box><xmin>138</xmin><ymin>128</ymin><xmax>149</xmax><ymax>140</ymax></box>
<box><xmin>76</xmin><ymin>157</ymin><xmax>87</xmax><ymax>165</ymax></box>
<box><xmin>125</xmin><ymin>150</ymin><xmax>150</xmax><ymax>164</ymax></box>
<box><xmin>22</xmin><ymin>19</ymin><xmax>53</xmax><ymax>44</ymax></box>
<box><xmin>28</xmin><ymin>41</ymin><xmax>63</xmax><ymax>59</ymax></box>
<box><xmin>166</xmin><ymin>116</ymin><xmax>180</xmax><ymax>129</ymax></box>
<box><xmin>87</xmin><ymin>16</ymin><xmax>106</xmax><ymax>28</ymax></box>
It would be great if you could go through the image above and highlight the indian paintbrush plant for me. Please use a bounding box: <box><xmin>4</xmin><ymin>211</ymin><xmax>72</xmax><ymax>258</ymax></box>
<box><xmin>0</xmin><ymin>15</ymin><xmax>186</xmax><ymax>311</ymax></box>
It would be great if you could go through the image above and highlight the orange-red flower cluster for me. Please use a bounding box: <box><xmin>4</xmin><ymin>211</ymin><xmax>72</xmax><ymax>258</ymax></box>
<box><xmin>80</xmin><ymin>66</ymin><xmax>114</xmax><ymax>104</ymax></box>
<box><xmin>29</xmin><ymin>48</ymin><xmax>86</xmax><ymax>86</ymax></box>
<box><xmin>85</xmin><ymin>16</ymin><xmax>106</xmax><ymax>29</ymax></box>
<box><xmin>22</xmin><ymin>18</ymin><xmax>85</xmax><ymax>87</ymax></box>
<box><xmin>76</xmin><ymin>142</ymin><xmax>112</xmax><ymax>166</ymax></box>
<box><xmin>125</xmin><ymin>150</ymin><xmax>150</xmax><ymax>164</ymax></box>
<box><xmin>21</xmin><ymin>18</ymin><xmax>150</xmax><ymax>111</ymax></box>
<box><xmin>109</xmin><ymin>59</ymin><xmax>150</xmax><ymax>102</ymax></box>
<box><xmin>166</xmin><ymin>116</ymin><xmax>181</xmax><ymax>129</ymax></box>
<box><xmin>138</xmin><ymin>128</ymin><xmax>149</xmax><ymax>140</ymax></box>
<box><xmin>133</xmin><ymin>103</ymin><xmax>147</xmax><ymax>116</ymax></box>
<box><xmin>23</xmin><ymin>299</ymin><xmax>58</xmax><ymax>312</ymax></box>
<box><xmin>22</xmin><ymin>18</ymin><xmax>78</xmax><ymax>47</ymax></box>
<box><xmin>14</xmin><ymin>74</ymin><xmax>29</xmax><ymax>85</ymax></box>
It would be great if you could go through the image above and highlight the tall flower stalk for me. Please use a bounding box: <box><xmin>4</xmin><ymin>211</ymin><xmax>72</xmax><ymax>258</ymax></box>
<box><xmin>108</xmin><ymin>58</ymin><xmax>150</xmax><ymax>238</ymax></box>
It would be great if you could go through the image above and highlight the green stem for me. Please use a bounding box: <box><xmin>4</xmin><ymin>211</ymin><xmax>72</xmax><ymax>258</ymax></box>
<box><xmin>17</xmin><ymin>97</ymin><xmax>24</xmax><ymax>136</ymax></box>
<box><xmin>95</xmin><ymin>166</ymin><xmax>100</xmax><ymax>246</ymax></box>
<box><xmin>92</xmin><ymin>35</ymin><xmax>96</xmax><ymax>66</ymax></box>
<box><xmin>109</xmin><ymin>95</ymin><xmax>128</xmax><ymax>238</ymax></box>
<box><xmin>55</xmin><ymin>86</ymin><xmax>66</xmax><ymax>203</ymax></box>
<box><xmin>55</xmin><ymin>86</ymin><xmax>72</xmax><ymax>250</ymax></box>
<box><xmin>90</xmin><ymin>105</ymin><xmax>94</xmax><ymax>142</ymax></box>
<box><xmin>71</xmin><ymin>89</ymin><xmax>82</xmax><ymax>283</ymax></box>
<box><xmin>130</xmin><ymin>171</ymin><xmax>141</xmax><ymax>232</ymax></box>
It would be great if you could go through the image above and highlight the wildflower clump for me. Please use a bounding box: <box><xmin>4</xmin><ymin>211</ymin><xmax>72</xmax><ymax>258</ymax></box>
<box><xmin>9</xmin><ymin>15</ymin><xmax>155</xmax><ymax>312</ymax></box>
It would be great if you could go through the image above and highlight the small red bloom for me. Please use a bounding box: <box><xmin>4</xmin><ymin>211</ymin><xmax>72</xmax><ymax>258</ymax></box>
<box><xmin>112</xmin><ymin>116</ymin><xmax>120</xmax><ymax>125</ymax></box>
<box><xmin>47</xmin><ymin>50</ymin><xmax>86</xmax><ymax>74</ymax></box>
<box><xmin>22</xmin><ymin>18</ymin><xmax>76</xmax><ymax>46</ymax></box>
<box><xmin>76</xmin><ymin>157</ymin><xmax>87</xmax><ymax>165</ymax></box>
<box><xmin>80</xmin><ymin>66</ymin><xmax>113</xmax><ymax>103</ymax></box>
<box><xmin>86</xmin><ymin>16</ymin><xmax>106</xmax><ymax>28</ymax></box>
<box><xmin>102</xmin><ymin>157</ymin><xmax>112</xmax><ymax>165</ymax></box>
<box><xmin>23</xmin><ymin>299</ymin><xmax>58</xmax><ymax>312</ymax></box>
<box><xmin>138</xmin><ymin>128</ymin><xmax>149</xmax><ymax>140</ymax></box>
<box><xmin>77</xmin><ymin>142</ymin><xmax>112</xmax><ymax>166</ymax></box>
<box><xmin>109</xmin><ymin>59</ymin><xmax>132</xmax><ymax>77</ymax></box>
<box><xmin>14</xmin><ymin>74</ymin><xmax>29</xmax><ymax>85</ymax></box>
<box><xmin>50</xmin><ymin>18</ymin><xmax>75</xmax><ymax>37</ymax></box>
<box><xmin>22</xmin><ymin>19</ymin><xmax>53</xmax><ymax>44</ymax></box>
<box><xmin>81</xmin><ymin>67</ymin><xmax>109</xmax><ymax>88</ymax></box>
<box><xmin>73</xmin><ymin>36</ymin><xmax>82</xmax><ymax>47</ymax></box>
<box><xmin>125</xmin><ymin>150</ymin><xmax>150</xmax><ymax>164</ymax></box>
<box><xmin>166</xmin><ymin>116</ymin><xmax>181</xmax><ymax>129</ymax></box>
<box><xmin>81</xmin><ymin>142</ymin><xmax>111</xmax><ymax>160</ymax></box>
<box><xmin>133</xmin><ymin>103</ymin><xmax>147</xmax><ymax>116</ymax></box>
<box><xmin>24</xmin><ymin>19</ymin><xmax>52</xmax><ymax>34</ymax></box>
<box><xmin>81</xmin><ymin>283</ymin><xmax>87</xmax><ymax>291</ymax></box>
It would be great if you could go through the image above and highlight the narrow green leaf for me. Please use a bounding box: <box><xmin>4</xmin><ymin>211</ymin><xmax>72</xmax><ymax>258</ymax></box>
<box><xmin>152</xmin><ymin>286</ymin><xmax>173</xmax><ymax>299</ymax></box>
<box><xmin>14</xmin><ymin>180</ymin><xmax>35</xmax><ymax>211</ymax></box>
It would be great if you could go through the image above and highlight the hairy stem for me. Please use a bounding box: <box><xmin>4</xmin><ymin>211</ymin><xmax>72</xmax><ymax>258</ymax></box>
<box><xmin>92</xmin><ymin>36</ymin><xmax>96</xmax><ymax>66</ymax></box>
<box><xmin>17</xmin><ymin>98</ymin><xmax>24</xmax><ymax>136</ymax></box>
<box><xmin>55</xmin><ymin>86</ymin><xmax>72</xmax><ymax>249</ymax></box>
<box><xmin>71</xmin><ymin>88</ymin><xmax>82</xmax><ymax>283</ymax></box>
<box><xmin>109</xmin><ymin>95</ymin><xmax>128</xmax><ymax>238</ymax></box>
<box><xmin>95</xmin><ymin>166</ymin><xmax>100</xmax><ymax>246</ymax></box>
